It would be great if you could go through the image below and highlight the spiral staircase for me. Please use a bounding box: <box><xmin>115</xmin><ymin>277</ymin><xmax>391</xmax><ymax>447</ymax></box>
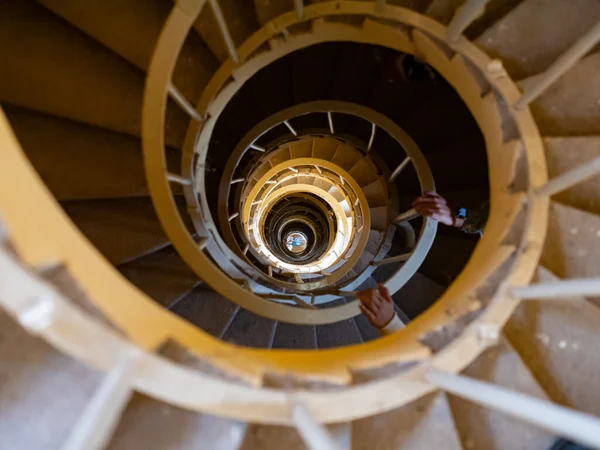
<box><xmin>1</xmin><ymin>0</ymin><xmax>600</xmax><ymax>449</ymax></box>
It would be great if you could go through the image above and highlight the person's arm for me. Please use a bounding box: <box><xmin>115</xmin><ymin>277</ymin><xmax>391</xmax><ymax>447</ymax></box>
<box><xmin>413</xmin><ymin>192</ymin><xmax>488</xmax><ymax>234</ymax></box>
<box><xmin>357</xmin><ymin>284</ymin><xmax>402</xmax><ymax>335</ymax></box>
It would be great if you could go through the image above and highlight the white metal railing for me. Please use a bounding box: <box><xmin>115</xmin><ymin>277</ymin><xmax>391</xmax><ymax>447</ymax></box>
<box><xmin>445</xmin><ymin>0</ymin><xmax>492</xmax><ymax>43</ymax></box>
<box><xmin>535</xmin><ymin>156</ymin><xmax>600</xmax><ymax>198</ymax></box>
<box><xmin>514</xmin><ymin>21</ymin><xmax>600</xmax><ymax>110</ymax></box>
<box><xmin>425</xmin><ymin>370</ymin><xmax>600</xmax><ymax>449</ymax></box>
<box><xmin>511</xmin><ymin>278</ymin><xmax>600</xmax><ymax>299</ymax></box>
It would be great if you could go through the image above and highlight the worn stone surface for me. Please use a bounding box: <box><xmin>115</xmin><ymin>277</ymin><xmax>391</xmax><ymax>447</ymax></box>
<box><xmin>477</xmin><ymin>0</ymin><xmax>600</xmax><ymax>79</ymax></box>
<box><xmin>240</xmin><ymin>421</ymin><xmax>350</xmax><ymax>450</ymax></box>
<box><xmin>0</xmin><ymin>1</ymin><xmax>188</xmax><ymax>148</ymax></box>
<box><xmin>522</xmin><ymin>51</ymin><xmax>600</xmax><ymax>136</ymax></box>
<box><xmin>5</xmin><ymin>105</ymin><xmax>182</xmax><ymax>200</ymax></box>
<box><xmin>170</xmin><ymin>285</ymin><xmax>240</xmax><ymax>338</ymax></box>
<box><xmin>353</xmin><ymin>392</ymin><xmax>462</xmax><ymax>450</ymax></box>
<box><xmin>0</xmin><ymin>309</ymin><xmax>101</xmax><ymax>449</ymax></box>
<box><xmin>448</xmin><ymin>336</ymin><xmax>556</xmax><ymax>450</ymax></box>
<box><xmin>39</xmin><ymin>0</ymin><xmax>218</xmax><ymax>103</ymax></box>
<box><xmin>194</xmin><ymin>0</ymin><xmax>259</xmax><ymax>62</ymax></box>
<box><xmin>271</xmin><ymin>322</ymin><xmax>317</xmax><ymax>349</ymax></box>
<box><xmin>118</xmin><ymin>246</ymin><xmax>201</xmax><ymax>308</ymax></box>
<box><xmin>221</xmin><ymin>308</ymin><xmax>277</xmax><ymax>348</ymax></box>
<box><xmin>541</xmin><ymin>201</ymin><xmax>600</xmax><ymax>283</ymax></box>
<box><xmin>505</xmin><ymin>265</ymin><xmax>600</xmax><ymax>416</ymax></box>
<box><xmin>543</xmin><ymin>136</ymin><xmax>600</xmax><ymax>215</ymax></box>
<box><xmin>62</xmin><ymin>197</ymin><xmax>173</xmax><ymax>265</ymax></box>
<box><xmin>110</xmin><ymin>394</ymin><xmax>246</xmax><ymax>450</ymax></box>
<box><xmin>316</xmin><ymin>299</ymin><xmax>363</xmax><ymax>348</ymax></box>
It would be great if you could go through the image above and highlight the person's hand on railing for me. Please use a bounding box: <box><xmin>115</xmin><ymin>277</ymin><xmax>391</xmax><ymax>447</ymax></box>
<box><xmin>412</xmin><ymin>191</ymin><xmax>459</xmax><ymax>227</ymax></box>
<box><xmin>357</xmin><ymin>283</ymin><xmax>396</xmax><ymax>329</ymax></box>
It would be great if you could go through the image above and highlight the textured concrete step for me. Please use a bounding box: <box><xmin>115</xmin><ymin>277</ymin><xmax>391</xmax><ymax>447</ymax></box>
<box><xmin>369</xmin><ymin>206</ymin><xmax>389</xmax><ymax>231</ymax></box>
<box><xmin>240</xmin><ymin>422</ymin><xmax>350</xmax><ymax>450</ymax></box>
<box><xmin>169</xmin><ymin>285</ymin><xmax>240</xmax><ymax>339</ymax></box>
<box><xmin>4</xmin><ymin>105</ymin><xmax>181</xmax><ymax>200</ymax></box>
<box><xmin>0</xmin><ymin>1</ymin><xmax>188</xmax><ymax>148</ymax></box>
<box><xmin>505</xmin><ymin>265</ymin><xmax>600</xmax><ymax>417</ymax></box>
<box><xmin>543</xmin><ymin>136</ymin><xmax>600</xmax><ymax>215</ymax></box>
<box><xmin>39</xmin><ymin>0</ymin><xmax>218</xmax><ymax>103</ymax></box>
<box><xmin>541</xmin><ymin>201</ymin><xmax>600</xmax><ymax>287</ymax></box>
<box><xmin>331</xmin><ymin>143</ymin><xmax>362</xmax><ymax>171</ymax></box>
<box><xmin>0</xmin><ymin>309</ymin><xmax>101</xmax><ymax>449</ymax></box>
<box><xmin>391</xmin><ymin>271</ymin><xmax>446</xmax><ymax>319</ymax></box>
<box><xmin>118</xmin><ymin>246</ymin><xmax>201</xmax><ymax>308</ymax></box>
<box><xmin>521</xmin><ymin>51</ymin><xmax>600</xmax><ymax>136</ymax></box>
<box><xmin>316</xmin><ymin>299</ymin><xmax>363</xmax><ymax>349</ymax></box>
<box><xmin>476</xmin><ymin>0</ymin><xmax>600</xmax><ymax>79</ymax></box>
<box><xmin>62</xmin><ymin>197</ymin><xmax>175</xmax><ymax>265</ymax></box>
<box><xmin>221</xmin><ymin>308</ymin><xmax>277</xmax><ymax>348</ymax></box>
<box><xmin>348</xmin><ymin>158</ymin><xmax>379</xmax><ymax>187</ymax></box>
<box><xmin>353</xmin><ymin>392</ymin><xmax>463</xmax><ymax>450</ymax></box>
<box><xmin>448</xmin><ymin>336</ymin><xmax>556</xmax><ymax>450</ymax></box>
<box><xmin>362</xmin><ymin>179</ymin><xmax>388</xmax><ymax>208</ymax></box>
<box><xmin>110</xmin><ymin>394</ymin><xmax>245</xmax><ymax>450</ymax></box>
<box><xmin>193</xmin><ymin>0</ymin><xmax>259</xmax><ymax>62</ymax></box>
<box><xmin>271</xmin><ymin>322</ymin><xmax>317</xmax><ymax>349</ymax></box>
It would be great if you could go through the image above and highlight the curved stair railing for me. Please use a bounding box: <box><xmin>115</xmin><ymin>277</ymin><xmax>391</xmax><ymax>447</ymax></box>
<box><xmin>1</xmin><ymin>0</ymin><xmax>600</xmax><ymax>448</ymax></box>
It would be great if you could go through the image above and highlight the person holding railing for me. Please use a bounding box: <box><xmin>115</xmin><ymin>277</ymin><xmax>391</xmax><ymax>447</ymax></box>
<box><xmin>358</xmin><ymin>191</ymin><xmax>489</xmax><ymax>333</ymax></box>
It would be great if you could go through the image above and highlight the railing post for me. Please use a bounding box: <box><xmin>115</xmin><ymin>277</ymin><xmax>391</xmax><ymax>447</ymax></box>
<box><xmin>291</xmin><ymin>400</ymin><xmax>341</xmax><ymax>450</ymax></box>
<box><xmin>514</xmin><ymin>21</ymin><xmax>600</xmax><ymax>110</ymax></box>
<box><xmin>207</xmin><ymin>0</ymin><xmax>239</xmax><ymax>64</ymax></box>
<box><xmin>425</xmin><ymin>369</ymin><xmax>600</xmax><ymax>449</ymax></box>
<box><xmin>446</xmin><ymin>0</ymin><xmax>492</xmax><ymax>43</ymax></box>
<box><xmin>510</xmin><ymin>278</ymin><xmax>600</xmax><ymax>300</ymax></box>
<box><xmin>535</xmin><ymin>156</ymin><xmax>600</xmax><ymax>198</ymax></box>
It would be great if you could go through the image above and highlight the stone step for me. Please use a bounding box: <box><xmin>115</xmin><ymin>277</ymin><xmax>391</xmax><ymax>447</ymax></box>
<box><xmin>0</xmin><ymin>309</ymin><xmax>102</xmax><ymax>449</ymax></box>
<box><xmin>221</xmin><ymin>308</ymin><xmax>277</xmax><ymax>348</ymax></box>
<box><xmin>170</xmin><ymin>285</ymin><xmax>240</xmax><ymax>339</ymax></box>
<box><xmin>110</xmin><ymin>394</ymin><xmax>245</xmax><ymax>450</ymax></box>
<box><xmin>240</xmin><ymin>422</ymin><xmax>350</xmax><ymax>450</ymax></box>
<box><xmin>447</xmin><ymin>336</ymin><xmax>556</xmax><ymax>450</ymax></box>
<box><xmin>353</xmin><ymin>392</ymin><xmax>463</xmax><ymax>450</ymax></box>
<box><xmin>39</xmin><ymin>0</ymin><xmax>218</xmax><ymax>103</ymax></box>
<box><xmin>315</xmin><ymin>299</ymin><xmax>363</xmax><ymax>349</ymax></box>
<box><xmin>541</xmin><ymin>201</ymin><xmax>600</xmax><ymax>289</ymax></box>
<box><xmin>4</xmin><ymin>105</ymin><xmax>181</xmax><ymax>200</ymax></box>
<box><xmin>543</xmin><ymin>136</ymin><xmax>600</xmax><ymax>215</ymax></box>
<box><xmin>506</xmin><ymin>265</ymin><xmax>600</xmax><ymax>417</ymax></box>
<box><xmin>271</xmin><ymin>322</ymin><xmax>317</xmax><ymax>349</ymax></box>
<box><xmin>118</xmin><ymin>246</ymin><xmax>201</xmax><ymax>309</ymax></box>
<box><xmin>520</xmin><ymin>51</ymin><xmax>600</xmax><ymax>136</ymax></box>
<box><xmin>476</xmin><ymin>0</ymin><xmax>600</xmax><ymax>79</ymax></box>
<box><xmin>0</xmin><ymin>1</ymin><xmax>188</xmax><ymax>148</ymax></box>
<box><xmin>62</xmin><ymin>197</ymin><xmax>178</xmax><ymax>266</ymax></box>
<box><xmin>193</xmin><ymin>0</ymin><xmax>259</xmax><ymax>62</ymax></box>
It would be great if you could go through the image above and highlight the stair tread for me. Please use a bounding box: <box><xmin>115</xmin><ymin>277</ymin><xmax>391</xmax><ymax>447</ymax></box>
<box><xmin>506</xmin><ymin>265</ymin><xmax>600</xmax><ymax>417</ymax></box>
<box><xmin>315</xmin><ymin>299</ymin><xmax>363</xmax><ymax>349</ymax></box>
<box><xmin>476</xmin><ymin>0</ymin><xmax>600</xmax><ymax>79</ymax></box>
<box><xmin>62</xmin><ymin>197</ymin><xmax>174</xmax><ymax>265</ymax></box>
<box><xmin>221</xmin><ymin>308</ymin><xmax>277</xmax><ymax>348</ymax></box>
<box><xmin>39</xmin><ymin>0</ymin><xmax>218</xmax><ymax>102</ymax></box>
<box><xmin>271</xmin><ymin>322</ymin><xmax>317</xmax><ymax>349</ymax></box>
<box><xmin>369</xmin><ymin>206</ymin><xmax>389</xmax><ymax>231</ymax></box>
<box><xmin>170</xmin><ymin>286</ymin><xmax>239</xmax><ymax>339</ymax></box>
<box><xmin>541</xmin><ymin>200</ymin><xmax>600</xmax><ymax>284</ymax></box>
<box><xmin>543</xmin><ymin>136</ymin><xmax>600</xmax><ymax>215</ymax></box>
<box><xmin>193</xmin><ymin>0</ymin><xmax>259</xmax><ymax>63</ymax></box>
<box><xmin>353</xmin><ymin>392</ymin><xmax>462</xmax><ymax>450</ymax></box>
<box><xmin>521</xmin><ymin>51</ymin><xmax>600</xmax><ymax>136</ymax></box>
<box><xmin>110</xmin><ymin>393</ymin><xmax>245</xmax><ymax>450</ymax></box>
<box><xmin>4</xmin><ymin>105</ymin><xmax>182</xmax><ymax>200</ymax></box>
<box><xmin>240</xmin><ymin>422</ymin><xmax>350</xmax><ymax>450</ymax></box>
<box><xmin>0</xmin><ymin>1</ymin><xmax>188</xmax><ymax>148</ymax></box>
<box><xmin>118</xmin><ymin>246</ymin><xmax>200</xmax><ymax>308</ymax></box>
<box><xmin>448</xmin><ymin>336</ymin><xmax>556</xmax><ymax>450</ymax></box>
<box><xmin>252</xmin><ymin>0</ymin><xmax>289</xmax><ymax>25</ymax></box>
<box><xmin>0</xmin><ymin>309</ymin><xmax>102</xmax><ymax>449</ymax></box>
